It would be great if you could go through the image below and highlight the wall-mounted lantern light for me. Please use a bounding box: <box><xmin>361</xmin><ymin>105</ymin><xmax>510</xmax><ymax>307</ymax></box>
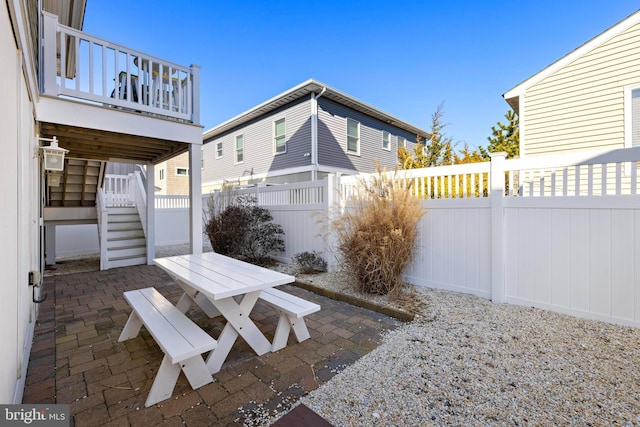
<box><xmin>39</xmin><ymin>136</ymin><xmax>69</xmax><ymax>171</ymax></box>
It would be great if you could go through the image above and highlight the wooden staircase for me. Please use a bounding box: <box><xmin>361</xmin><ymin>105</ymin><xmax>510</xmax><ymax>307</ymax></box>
<box><xmin>47</xmin><ymin>159</ymin><xmax>103</xmax><ymax>207</ymax></box>
<box><xmin>103</xmin><ymin>206</ymin><xmax>147</xmax><ymax>269</ymax></box>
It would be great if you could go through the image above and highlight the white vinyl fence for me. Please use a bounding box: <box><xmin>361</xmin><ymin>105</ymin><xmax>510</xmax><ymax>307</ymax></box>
<box><xmin>203</xmin><ymin>180</ymin><xmax>329</xmax><ymax>263</ymax></box>
<box><xmin>57</xmin><ymin>146</ymin><xmax>640</xmax><ymax>327</ymax></box>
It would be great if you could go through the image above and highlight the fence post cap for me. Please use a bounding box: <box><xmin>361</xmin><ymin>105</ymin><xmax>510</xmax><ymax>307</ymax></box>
<box><xmin>488</xmin><ymin>152</ymin><xmax>507</xmax><ymax>160</ymax></box>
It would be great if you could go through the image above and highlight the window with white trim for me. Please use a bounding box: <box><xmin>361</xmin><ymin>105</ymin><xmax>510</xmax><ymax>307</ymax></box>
<box><xmin>216</xmin><ymin>141</ymin><xmax>223</xmax><ymax>159</ymax></box>
<box><xmin>397</xmin><ymin>136</ymin><xmax>406</xmax><ymax>148</ymax></box>
<box><xmin>176</xmin><ymin>167</ymin><xmax>189</xmax><ymax>176</ymax></box>
<box><xmin>159</xmin><ymin>168</ymin><xmax>165</xmax><ymax>181</ymax></box>
<box><xmin>274</xmin><ymin>118</ymin><xmax>286</xmax><ymax>154</ymax></box>
<box><xmin>382</xmin><ymin>131</ymin><xmax>391</xmax><ymax>150</ymax></box>
<box><xmin>235</xmin><ymin>135</ymin><xmax>244</xmax><ymax>164</ymax></box>
<box><xmin>347</xmin><ymin>118</ymin><xmax>360</xmax><ymax>154</ymax></box>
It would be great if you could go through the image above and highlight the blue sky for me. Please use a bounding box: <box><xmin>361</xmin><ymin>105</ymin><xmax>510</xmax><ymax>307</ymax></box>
<box><xmin>84</xmin><ymin>1</ymin><xmax>638</xmax><ymax>151</ymax></box>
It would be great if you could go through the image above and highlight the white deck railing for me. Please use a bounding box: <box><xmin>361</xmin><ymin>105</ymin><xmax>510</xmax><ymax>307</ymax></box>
<box><xmin>41</xmin><ymin>11</ymin><xmax>199</xmax><ymax>122</ymax></box>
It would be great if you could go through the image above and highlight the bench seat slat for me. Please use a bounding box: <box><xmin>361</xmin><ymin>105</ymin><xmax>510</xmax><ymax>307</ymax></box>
<box><xmin>123</xmin><ymin>288</ymin><xmax>216</xmax><ymax>364</ymax></box>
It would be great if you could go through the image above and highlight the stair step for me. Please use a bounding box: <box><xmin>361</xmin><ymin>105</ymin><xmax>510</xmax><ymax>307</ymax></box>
<box><xmin>107</xmin><ymin>229</ymin><xmax>145</xmax><ymax>239</ymax></box>
<box><xmin>108</xmin><ymin>214</ymin><xmax>140</xmax><ymax>223</ymax></box>
<box><xmin>107</xmin><ymin>207</ymin><xmax>138</xmax><ymax>215</ymax></box>
<box><xmin>107</xmin><ymin>222</ymin><xmax>143</xmax><ymax>232</ymax></box>
<box><xmin>107</xmin><ymin>237</ymin><xmax>146</xmax><ymax>249</ymax></box>
<box><xmin>107</xmin><ymin>256</ymin><xmax>148</xmax><ymax>269</ymax></box>
<box><xmin>108</xmin><ymin>246</ymin><xmax>146</xmax><ymax>258</ymax></box>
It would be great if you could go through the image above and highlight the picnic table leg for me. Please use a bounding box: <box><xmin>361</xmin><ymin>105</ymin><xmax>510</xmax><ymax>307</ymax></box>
<box><xmin>205</xmin><ymin>291</ymin><xmax>271</xmax><ymax>373</ymax></box>
<box><xmin>271</xmin><ymin>313</ymin><xmax>312</xmax><ymax>351</ymax></box>
<box><xmin>175</xmin><ymin>282</ymin><xmax>222</xmax><ymax>318</ymax></box>
<box><xmin>118</xmin><ymin>312</ymin><xmax>143</xmax><ymax>341</ymax></box>
<box><xmin>145</xmin><ymin>355</ymin><xmax>181</xmax><ymax>407</ymax></box>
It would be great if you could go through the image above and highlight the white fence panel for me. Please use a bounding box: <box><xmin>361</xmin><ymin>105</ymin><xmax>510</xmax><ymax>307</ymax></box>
<box><xmin>156</xmin><ymin>209</ymin><xmax>190</xmax><ymax>246</ymax></box>
<box><xmin>503</xmin><ymin>198</ymin><xmax>640</xmax><ymax>327</ymax></box>
<box><xmin>267</xmin><ymin>204</ymin><xmax>327</xmax><ymax>263</ymax></box>
<box><xmin>404</xmin><ymin>199</ymin><xmax>492</xmax><ymax>299</ymax></box>
<box><xmin>56</xmin><ymin>224</ymin><xmax>100</xmax><ymax>256</ymax></box>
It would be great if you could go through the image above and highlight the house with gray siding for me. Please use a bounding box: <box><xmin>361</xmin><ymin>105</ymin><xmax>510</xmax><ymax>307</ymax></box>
<box><xmin>201</xmin><ymin>79</ymin><xmax>429</xmax><ymax>191</ymax></box>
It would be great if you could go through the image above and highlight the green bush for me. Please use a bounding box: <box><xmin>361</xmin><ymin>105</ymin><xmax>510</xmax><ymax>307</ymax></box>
<box><xmin>204</xmin><ymin>192</ymin><xmax>285</xmax><ymax>265</ymax></box>
<box><xmin>333</xmin><ymin>165</ymin><xmax>426</xmax><ymax>295</ymax></box>
<box><xmin>293</xmin><ymin>251</ymin><xmax>327</xmax><ymax>274</ymax></box>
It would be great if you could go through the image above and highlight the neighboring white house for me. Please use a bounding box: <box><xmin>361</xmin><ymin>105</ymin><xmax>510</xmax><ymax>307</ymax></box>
<box><xmin>1</xmin><ymin>0</ymin><xmax>203</xmax><ymax>403</ymax></box>
<box><xmin>503</xmin><ymin>9</ymin><xmax>640</xmax><ymax>157</ymax></box>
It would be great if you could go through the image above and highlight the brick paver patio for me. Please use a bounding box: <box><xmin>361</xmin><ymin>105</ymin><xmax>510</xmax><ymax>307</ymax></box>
<box><xmin>23</xmin><ymin>264</ymin><xmax>402</xmax><ymax>426</ymax></box>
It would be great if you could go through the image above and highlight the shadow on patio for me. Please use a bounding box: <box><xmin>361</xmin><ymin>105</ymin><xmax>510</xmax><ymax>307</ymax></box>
<box><xmin>23</xmin><ymin>264</ymin><xmax>401</xmax><ymax>426</ymax></box>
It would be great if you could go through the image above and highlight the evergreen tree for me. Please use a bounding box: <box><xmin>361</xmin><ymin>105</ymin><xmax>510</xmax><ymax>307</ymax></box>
<box><xmin>454</xmin><ymin>143</ymin><xmax>485</xmax><ymax>164</ymax></box>
<box><xmin>484</xmin><ymin>110</ymin><xmax>520</xmax><ymax>159</ymax></box>
<box><xmin>399</xmin><ymin>103</ymin><xmax>454</xmax><ymax>169</ymax></box>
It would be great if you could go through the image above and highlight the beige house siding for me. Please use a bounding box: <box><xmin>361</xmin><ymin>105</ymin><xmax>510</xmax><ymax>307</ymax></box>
<box><xmin>156</xmin><ymin>152</ymin><xmax>191</xmax><ymax>195</ymax></box>
<box><xmin>523</xmin><ymin>22</ymin><xmax>640</xmax><ymax>155</ymax></box>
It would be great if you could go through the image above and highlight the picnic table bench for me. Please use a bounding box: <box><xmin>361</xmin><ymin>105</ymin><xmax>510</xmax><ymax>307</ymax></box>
<box><xmin>259</xmin><ymin>287</ymin><xmax>321</xmax><ymax>351</ymax></box>
<box><xmin>118</xmin><ymin>287</ymin><xmax>217</xmax><ymax>407</ymax></box>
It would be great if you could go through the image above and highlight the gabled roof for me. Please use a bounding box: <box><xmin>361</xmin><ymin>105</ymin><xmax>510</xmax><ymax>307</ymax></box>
<box><xmin>202</xmin><ymin>78</ymin><xmax>429</xmax><ymax>142</ymax></box>
<box><xmin>503</xmin><ymin>8</ymin><xmax>640</xmax><ymax>112</ymax></box>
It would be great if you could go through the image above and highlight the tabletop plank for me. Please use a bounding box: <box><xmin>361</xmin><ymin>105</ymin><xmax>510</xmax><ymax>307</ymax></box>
<box><xmin>154</xmin><ymin>253</ymin><xmax>295</xmax><ymax>300</ymax></box>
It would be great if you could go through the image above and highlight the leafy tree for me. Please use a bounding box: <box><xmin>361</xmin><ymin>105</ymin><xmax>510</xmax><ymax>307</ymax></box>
<box><xmin>399</xmin><ymin>103</ymin><xmax>454</xmax><ymax>169</ymax></box>
<box><xmin>483</xmin><ymin>109</ymin><xmax>520</xmax><ymax>159</ymax></box>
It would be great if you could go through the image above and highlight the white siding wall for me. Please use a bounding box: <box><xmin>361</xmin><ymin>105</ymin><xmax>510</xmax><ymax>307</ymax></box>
<box><xmin>1</xmin><ymin>0</ymin><xmax>40</xmax><ymax>403</ymax></box>
<box><xmin>0</xmin><ymin>5</ymin><xmax>21</xmax><ymax>400</ymax></box>
<box><xmin>525</xmin><ymin>22</ymin><xmax>640</xmax><ymax>155</ymax></box>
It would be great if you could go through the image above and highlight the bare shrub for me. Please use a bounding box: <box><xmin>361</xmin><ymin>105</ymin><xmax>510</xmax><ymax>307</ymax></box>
<box><xmin>293</xmin><ymin>251</ymin><xmax>327</xmax><ymax>274</ymax></box>
<box><xmin>204</xmin><ymin>189</ymin><xmax>285</xmax><ymax>265</ymax></box>
<box><xmin>333</xmin><ymin>165</ymin><xmax>426</xmax><ymax>295</ymax></box>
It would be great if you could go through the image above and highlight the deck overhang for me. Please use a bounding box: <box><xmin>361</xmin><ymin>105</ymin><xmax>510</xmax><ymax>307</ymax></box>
<box><xmin>37</xmin><ymin>96</ymin><xmax>202</xmax><ymax>164</ymax></box>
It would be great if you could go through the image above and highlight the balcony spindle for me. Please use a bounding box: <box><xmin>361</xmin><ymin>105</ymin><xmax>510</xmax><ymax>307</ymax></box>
<box><xmin>74</xmin><ymin>35</ymin><xmax>80</xmax><ymax>92</ymax></box>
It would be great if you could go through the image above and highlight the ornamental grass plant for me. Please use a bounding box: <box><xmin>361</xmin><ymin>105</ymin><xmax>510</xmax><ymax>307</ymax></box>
<box><xmin>334</xmin><ymin>165</ymin><xmax>426</xmax><ymax>295</ymax></box>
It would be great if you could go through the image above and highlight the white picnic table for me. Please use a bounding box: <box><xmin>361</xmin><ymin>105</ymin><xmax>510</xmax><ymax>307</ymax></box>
<box><xmin>154</xmin><ymin>252</ymin><xmax>295</xmax><ymax>373</ymax></box>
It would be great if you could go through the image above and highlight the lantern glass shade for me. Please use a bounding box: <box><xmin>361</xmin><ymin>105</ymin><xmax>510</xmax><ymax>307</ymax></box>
<box><xmin>47</xmin><ymin>172</ymin><xmax>61</xmax><ymax>187</ymax></box>
<box><xmin>44</xmin><ymin>151</ymin><xmax>65</xmax><ymax>171</ymax></box>
<box><xmin>41</xmin><ymin>138</ymin><xmax>68</xmax><ymax>171</ymax></box>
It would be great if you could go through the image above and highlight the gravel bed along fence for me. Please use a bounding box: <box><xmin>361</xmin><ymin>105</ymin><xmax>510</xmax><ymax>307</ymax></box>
<box><xmin>271</xmin><ymin>275</ymin><xmax>640</xmax><ymax>426</ymax></box>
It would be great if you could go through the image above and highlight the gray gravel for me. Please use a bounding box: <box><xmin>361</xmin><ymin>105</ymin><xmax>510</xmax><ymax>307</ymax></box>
<box><xmin>271</xmin><ymin>271</ymin><xmax>640</xmax><ymax>426</ymax></box>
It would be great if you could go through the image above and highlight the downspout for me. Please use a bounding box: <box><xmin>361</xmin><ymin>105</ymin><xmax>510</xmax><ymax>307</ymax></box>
<box><xmin>311</xmin><ymin>87</ymin><xmax>326</xmax><ymax>181</ymax></box>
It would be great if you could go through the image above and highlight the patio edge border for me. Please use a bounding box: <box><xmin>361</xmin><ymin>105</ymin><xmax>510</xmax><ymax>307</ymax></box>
<box><xmin>292</xmin><ymin>280</ymin><xmax>415</xmax><ymax>322</ymax></box>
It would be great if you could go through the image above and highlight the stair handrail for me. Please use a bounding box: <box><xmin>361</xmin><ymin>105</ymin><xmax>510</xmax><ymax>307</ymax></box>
<box><xmin>131</xmin><ymin>171</ymin><xmax>148</xmax><ymax>238</ymax></box>
<box><xmin>96</xmin><ymin>188</ymin><xmax>109</xmax><ymax>271</ymax></box>
<box><xmin>104</xmin><ymin>174</ymin><xmax>133</xmax><ymax>207</ymax></box>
